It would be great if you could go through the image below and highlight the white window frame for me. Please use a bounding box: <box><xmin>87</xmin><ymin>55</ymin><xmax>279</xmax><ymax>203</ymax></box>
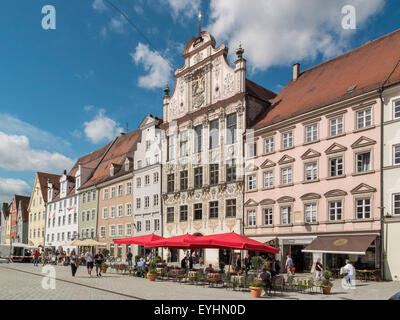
<box><xmin>393</xmin><ymin>193</ymin><xmax>400</xmax><ymax>215</ymax></box>
<box><xmin>117</xmin><ymin>205</ymin><xmax>123</xmax><ymax>218</ymax></box>
<box><xmin>109</xmin><ymin>225</ymin><xmax>116</xmax><ymax>237</ymax></box>
<box><xmin>330</xmin><ymin>116</ymin><xmax>344</xmax><ymax>136</ymax></box>
<box><xmin>356</xmin><ymin>108</ymin><xmax>372</xmax><ymax>129</ymax></box>
<box><xmin>247</xmin><ymin>210</ymin><xmax>256</xmax><ymax>226</ymax></box>
<box><xmin>393</xmin><ymin>144</ymin><xmax>400</xmax><ymax>165</ymax></box>
<box><xmin>394</xmin><ymin>99</ymin><xmax>400</xmax><ymax>119</ymax></box>
<box><xmin>304</xmin><ymin>203</ymin><xmax>317</xmax><ymax>223</ymax></box>
<box><xmin>263</xmin><ymin>208</ymin><xmax>273</xmax><ymax>225</ymax></box>
<box><xmin>356</xmin><ymin>151</ymin><xmax>371</xmax><ymax>173</ymax></box>
<box><xmin>264</xmin><ymin>137</ymin><xmax>274</xmax><ymax>154</ymax></box>
<box><xmin>280</xmin><ymin>206</ymin><xmax>291</xmax><ymax>225</ymax></box>
<box><xmin>126</xmin><ymin>182</ymin><xmax>132</xmax><ymax>195</ymax></box>
<box><xmin>117</xmin><ymin>184</ymin><xmax>123</xmax><ymax>197</ymax></box>
<box><xmin>305</xmin><ymin>123</ymin><xmax>318</xmax><ymax>143</ymax></box>
<box><xmin>304</xmin><ymin>162</ymin><xmax>318</xmax><ymax>181</ymax></box>
<box><xmin>328</xmin><ymin>200</ymin><xmax>343</xmax><ymax>221</ymax></box>
<box><xmin>329</xmin><ymin>156</ymin><xmax>344</xmax><ymax>177</ymax></box>
<box><xmin>126</xmin><ymin>203</ymin><xmax>132</xmax><ymax>216</ymax></box>
<box><xmin>102</xmin><ymin>207</ymin><xmax>108</xmax><ymax>219</ymax></box>
<box><xmin>126</xmin><ymin>223</ymin><xmax>132</xmax><ymax>236</ymax></box>
<box><xmin>117</xmin><ymin>224</ymin><xmax>123</xmax><ymax>236</ymax></box>
<box><xmin>263</xmin><ymin>171</ymin><xmax>274</xmax><ymax>188</ymax></box>
<box><xmin>109</xmin><ymin>206</ymin><xmax>115</xmax><ymax>219</ymax></box>
<box><xmin>281</xmin><ymin>167</ymin><xmax>292</xmax><ymax>185</ymax></box>
<box><xmin>355</xmin><ymin>198</ymin><xmax>371</xmax><ymax>219</ymax></box>
<box><xmin>247</xmin><ymin>175</ymin><xmax>257</xmax><ymax>191</ymax></box>
<box><xmin>282</xmin><ymin>131</ymin><xmax>293</xmax><ymax>149</ymax></box>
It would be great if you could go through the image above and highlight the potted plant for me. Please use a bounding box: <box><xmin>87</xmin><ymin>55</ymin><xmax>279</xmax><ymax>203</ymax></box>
<box><xmin>321</xmin><ymin>270</ymin><xmax>333</xmax><ymax>294</ymax></box>
<box><xmin>101</xmin><ymin>262</ymin><xmax>109</xmax><ymax>273</ymax></box>
<box><xmin>147</xmin><ymin>261</ymin><xmax>157</xmax><ymax>281</ymax></box>
<box><xmin>249</xmin><ymin>279</ymin><xmax>265</xmax><ymax>298</ymax></box>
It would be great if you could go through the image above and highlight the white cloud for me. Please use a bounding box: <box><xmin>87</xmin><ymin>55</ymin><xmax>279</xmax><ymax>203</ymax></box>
<box><xmin>0</xmin><ymin>113</ymin><xmax>72</xmax><ymax>154</ymax></box>
<box><xmin>207</xmin><ymin>0</ymin><xmax>385</xmax><ymax>72</ymax></box>
<box><xmin>71</xmin><ymin>129</ymin><xmax>82</xmax><ymax>139</ymax></box>
<box><xmin>92</xmin><ymin>0</ymin><xmax>107</xmax><ymax>12</ymax></box>
<box><xmin>164</xmin><ymin>0</ymin><xmax>201</xmax><ymax>19</ymax></box>
<box><xmin>74</xmin><ymin>70</ymin><xmax>94</xmax><ymax>79</ymax></box>
<box><xmin>109</xmin><ymin>16</ymin><xmax>126</xmax><ymax>34</ymax></box>
<box><xmin>0</xmin><ymin>177</ymin><xmax>31</xmax><ymax>203</ymax></box>
<box><xmin>83</xmin><ymin>109</ymin><xmax>123</xmax><ymax>144</ymax></box>
<box><xmin>84</xmin><ymin>105</ymin><xmax>94</xmax><ymax>112</ymax></box>
<box><xmin>0</xmin><ymin>131</ymin><xmax>75</xmax><ymax>172</ymax></box>
<box><xmin>130</xmin><ymin>43</ymin><xmax>172</xmax><ymax>89</ymax></box>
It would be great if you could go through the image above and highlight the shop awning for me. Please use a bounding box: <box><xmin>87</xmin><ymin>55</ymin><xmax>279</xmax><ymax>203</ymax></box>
<box><xmin>302</xmin><ymin>234</ymin><xmax>378</xmax><ymax>255</ymax></box>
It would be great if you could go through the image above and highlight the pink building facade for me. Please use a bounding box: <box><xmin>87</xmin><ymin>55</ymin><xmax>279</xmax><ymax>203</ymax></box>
<box><xmin>244</xmin><ymin>95</ymin><xmax>382</xmax><ymax>272</ymax></box>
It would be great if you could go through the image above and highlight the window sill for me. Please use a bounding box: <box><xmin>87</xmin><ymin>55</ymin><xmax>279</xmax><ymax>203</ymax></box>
<box><xmin>279</xmin><ymin>183</ymin><xmax>294</xmax><ymax>188</ymax></box>
<box><xmin>277</xmin><ymin>223</ymin><xmax>293</xmax><ymax>227</ymax></box>
<box><xmin>303</xmin><ymin>139</ymin><xmax>320</xmax><ymax>146</ymax></box>
<box><xmin>350</xmin><ymin>218</ymin><xmax>374</xmax><ymax>223</ymax></box>
<box><xmin>323</xmin><ymin>220</ymin><xmax>345</xmax><ymax>224</ymax></box>
<box><xmin>304</xmin><ymin>222</ymin><xmax>319</xmax><ymax>225</ymax></box>
<box><xmin>247</xmin><ymin>189</ymin><xmax>258</xmax><ymax>193</ymax></box>
<box><xmin>326</xmin><ymin>133</ymin><xmax>346</xmax><ymax>140</ymax></box>
<box><xmin>262</xmin><ymin>151</ymin><xmax>276</xmax><ymax>157</ymax></box>
<box><xmin>352</xmin><ymin>170</ymin><xmax>375</xmax><ymax>177</ymax></box>
<box><xmin>353</xmin><ymin>125</ymin><xmax>375</xmax><ymax>134</ymax></box>
<box><xmin>326</xmin><ymin>175</ymin><xmax>346</xmax><ymax>181</ymax></box>
<box><xmin>279</xmin><ymin>146</ymin><xmax>295</xmax><ymax>152</ymax></box>
<box><xmin>262</xmin><ymin>186</ymin><xmax>275</xmax><ymax>191</ymax></box>
<box><xmin>302</xmin><ymin>179</ymin><xmax>320</xmax><ymax>184</ymax></box>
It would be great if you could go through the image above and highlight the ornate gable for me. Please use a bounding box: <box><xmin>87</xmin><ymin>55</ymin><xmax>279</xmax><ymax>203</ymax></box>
<box><xmin>300</xmin><ymin>193</ymin><xmax>321</xmax><ymax>200</ymax></box>
<box><xmin>351</xmin><ymin>136</ymin><xmax>377</xmax><ymax>149</ymax></box>
<box><xmin>301</xmin><ymin>148</ymin><xmax>321</xmax><ymax>160</ymax></box>
<box><xmin>277</xmin><ymin>196</ymin><xmax>295</xmax><ymax>203</ymax></box>
<box><xmin>351</xmin><ymin>183</ymin><xmax>377</xmax><ymax>195</ymax></box>
<box><xmin>278</xmin><ymin>155</ymin><xmax>295</xmax><ymax>165</ymax></box>
<box><xmin>324</xmin><ymin>189</ymin><xmax>347</xmax><ymax>198</ymax></box>
<box><xmin>245</xmin><ymin>164</ymin><xmax>259</xmax><ymax>172</ymax></box>
<box><xmin>244</xmin><ymin>199</ymin><xmax>259</xmax><ymax>207</ymax></box>
<box><xmin>260</xmin><ymin>159</ymin><xmax>276</xmax><ymax>169</ymax></box>
<box><xmin>325</xmin><ymin>143</ymin><xmax>347</xmax><ymax>155</ymax></box>
<box><xmin>259</xmin><ymin>198</ymin><xmax>275</xmax><ymax>205</ymax></box>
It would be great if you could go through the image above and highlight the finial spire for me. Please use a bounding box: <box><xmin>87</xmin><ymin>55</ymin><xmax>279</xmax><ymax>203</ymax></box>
<box><xmin>198</xmin><ymin>11</ymin><xmax>202</xmax><ymax>37</ymax></box>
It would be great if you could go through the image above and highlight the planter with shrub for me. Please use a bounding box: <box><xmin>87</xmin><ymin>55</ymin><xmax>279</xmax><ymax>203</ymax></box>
<box><xmin>321</xmin><ymin>270</ymin><xmax>333</xmax><ymax>294</ymax></box>
<box><xmin>101</xmin><ymin>262</ymin><xmax>109</xmax><ymax>273</ymax></box>
<box><xmin>249</xmin><ymin>279</ymin><xmax>265</xmax><ymax>298</ymax></box>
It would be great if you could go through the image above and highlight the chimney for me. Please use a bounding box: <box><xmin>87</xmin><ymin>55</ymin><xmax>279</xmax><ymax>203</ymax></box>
<box><xmin>293</xmin><ymin>63</ymin><xmax>300</xmax><ymax>81</ymax></box>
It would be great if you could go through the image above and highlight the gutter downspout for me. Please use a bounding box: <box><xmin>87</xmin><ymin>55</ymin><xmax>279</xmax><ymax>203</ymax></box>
<box><xmin>378</xmin><ymin>85</ymin><xmax>385</xmax><ymax>281</ymax></box>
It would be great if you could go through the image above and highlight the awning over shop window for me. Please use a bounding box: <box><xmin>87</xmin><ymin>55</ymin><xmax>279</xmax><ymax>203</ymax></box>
<box><xmin>302</xmin><ymin>234</ymin><xmax>378</xmax><ymax>255</ymax></box>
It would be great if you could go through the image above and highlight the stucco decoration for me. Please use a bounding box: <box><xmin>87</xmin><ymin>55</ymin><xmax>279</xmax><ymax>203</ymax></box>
<box><xmin>208</xmin><ymin>219</ymin><xmax>219</xmax><ymax>232</ymax></box>
<box><xmin>324</xmin><ymin>189</ymin><xmax>348</xmax><ymax>198</ymax></box>
<box><xmin>179</xmin><ymin>222</ymin><xmax>188</xmax><ymax>233</ymax></box>
<box><xmin>244</xmin><ymin>199</ymin><xmax>258</xmax><ymax>207</ymax></box>
<box><xmin>325</xmin><ymin>143</ymin><xmax>347</xmax><ymax>155</ymax></box>
<box><xmin>225</xmin><ymin>218</ymin><xmax>236</xmax><ymax>230</ymax></box>
<box><xmin>278</xmin><ymin>155</ymin><xmax>295</xmax><ymax>165</ymax></box>
<box><xmin>193</xmin><ymin>220</ymin><xmax>202</xmax><ymax>231</ymax></box>
<box><xmin>223</xmin><ymin>73</ymin><xmax>234</xmax><ymax>98</ymax></box>
<box><xmin>300</xmin><ymin>193</ymin><xmax>321</xmax><ymax>200</ymax></box>
<box><xmin>259</xmin><ymin>198</ymin><xmax>275</xmax><ymax>205</ymax></box>
<box><xmin>350</xmin><ymin>183</ymin><xmax>377</xmax><ymax>194</ymax></box>
<box><xmin>277</xmin><ymin>196</ymin><xmax>295</xmax><ymax>203</ymax></box>
<box><xmin>301</xmin><ymin>149</ymin><xmax>321</xmax><ymax>160</ymax></box>
<box><xmin>260</xmin><ymin>159</ymin><xmax>276</xmax><ymax>169</ymax></box>
<box><xmin>166</xmin><ymin>224</ymin><xmax>174</xmax><ymax>233</ymax></box>
<box><xmin>351</xmin><ymin>136</ymin><xmax>377</xmax><ymax>149</ymax></box>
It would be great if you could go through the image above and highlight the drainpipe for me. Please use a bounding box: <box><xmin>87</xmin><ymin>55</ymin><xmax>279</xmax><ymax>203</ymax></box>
<box><xmin>378</xmin><ymin>85</ymin><xmax>385</xmax><ymax>281</ymax></box>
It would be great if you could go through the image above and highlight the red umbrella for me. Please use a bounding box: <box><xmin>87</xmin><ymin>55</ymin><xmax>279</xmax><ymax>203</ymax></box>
<box><xmin>113</xmin><ymin>234</ymin><xmax>164</xmax><ymax>245</ymax></box>
<box><xmin>190</xmin><ymin>232</ymin><xmax>279</xmax><ymax>254</ymax></box>
<box><xmin>144</xmin><ymin>234</ymin><xmax>211</xmax><ymax>249</ymax></box>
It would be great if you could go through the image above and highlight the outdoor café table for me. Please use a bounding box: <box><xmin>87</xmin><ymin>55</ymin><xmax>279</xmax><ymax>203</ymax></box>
<box><xmin>329</xmin><ymin>268</ymin><xmax>340</xmax><ymax>279</ymax></box>
<box><xmin>356</xmin><ymin>269</ymin><xmax>377</xmax><ymax>282</ymax></box>
<box><xmin>231</xmin><ymin>275</ymin><xmax>245</xmax><ymax>286</ymax></box>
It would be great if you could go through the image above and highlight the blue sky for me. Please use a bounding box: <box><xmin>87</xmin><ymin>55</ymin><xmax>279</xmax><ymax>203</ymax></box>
<box><xmin>0</xmin><ymin>0</ymin><xmax>399</xmax><ymax>202</ymax></box>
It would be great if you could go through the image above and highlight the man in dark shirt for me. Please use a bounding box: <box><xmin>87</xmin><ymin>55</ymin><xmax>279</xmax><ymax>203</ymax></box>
<box><xmin>126</xmin><ymin>250</ymin><xmax>133</xmax><ymax>268</ymax></box>
<box><xmin>94</xmin><ymin>249</ymin><xmax>104</xmax><ymax>277</ymax></box>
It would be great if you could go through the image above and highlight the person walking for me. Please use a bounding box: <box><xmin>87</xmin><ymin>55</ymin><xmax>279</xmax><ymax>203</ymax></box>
<box><xmin>285</xmin><ymin>255</ymin><xmax>294</xmax><ymax>276</ymax></box>
<box><xmin>341</xmin><ymin>259</ymin><xmax>355</xmax><ymax>286</ymax></box>
<box><xmin>271</xmin><ymin>258</ymin><xmax>281</xmax><ymax>277</ymax></box>
<box><xmin>234</xmin><ymin>254</ymin><xmax>242</xmax><ymax>273</ymax></box>
<box><xmin>94</xmin><ymin>249</ymin><xmax>104</xmax><ymax>277</ymax></box>
<box><xmin>32</xmin><ymin>250</ymin><xmax>40</xmax><ymax>266</ymax></box>
<box><xmin>189</xmin><ymin>254</ymin><xmax>193</xmax><ymax>270</ymax></box>
<box><xmin>126</xmin><ymin>250</ymin><xmax>133</xmax><ymax>268</ymax></box>
<box><xmin>85</xmin><ymin>248</ymin><xmax>94</xmax><ymax>277</ymax></box>
<box><xmin>244</xmin><ymin>254</ymin><xmax>251</xmax><ymax>275</ymax></box>
<box><xmin>315</xmin><ymin>258</ymin><xmax>324</xmax><ymax>280</ymax></box>
<box><xmin>70</xmin><ymin>250</ymin><xmax>78</xmax><ymax>277</ymax></box>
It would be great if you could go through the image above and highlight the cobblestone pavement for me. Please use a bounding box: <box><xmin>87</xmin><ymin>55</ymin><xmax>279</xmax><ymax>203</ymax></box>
<box><xmin>0</xmin><ymin>263</ymin><xmax>399</xmax><ymax>300</ymax></box>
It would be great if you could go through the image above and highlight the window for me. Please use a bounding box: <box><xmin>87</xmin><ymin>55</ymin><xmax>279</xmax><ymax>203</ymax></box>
<box><xmin>146</xmin><ymin>140</ymin><xmax>151</xmax><ymax>151</ymax></box>
<box><xmin>86</xmin><ymin>211</ymin><xmax>90</xmax><ymax>221</ymax></box>
<box><xmin>57</xmin><ymin>233</ymin><xmax>60</xmax><ymax>241</ymax></box>
<box><xmin>145</xmin><ymin>220</ymin><xmax>151</xmax><ymax>232</ymax></box>
<box><xmin>111</xmin><ymin>186</ymin><xmax>116</xmax><ymax>198</ymax></box>
<box><xmin>92</xmin><ymin>191</ymin><xmax>96</xmax><ymax>201</ymax></box>
<box><xmin>102</xmin><ymin>207</ymin><xmax>108</xmax><ymax>219</ymax></box>
<box><xmin>154</xmin><ymin>219</ymin><xmax>160</xmax><ymax>231</ymax></box>
<box><xmin>137</xmin><ymin>160</ymin><xmax>142</xmax><ymax>169</ymax></box>
<box><xmin>100</xmin><ymin>226</ymin><xmax>105</xmax><ymax>238</ymax></box>
<box><xmin>226</xmin><ymin>159</ymin><xmax>236</xmax><ymax>183</ymax></box>
<box><xmin>263</xmin><ymin>171</ymin><xmax>273</xmax><ymax>188</ymax></box>
<box><xmin>126</xmin><ymin>182</ymin><xmax>132</xmax><ymax>195</ymax></box>
<box><xmin>68</xmin><ymin>214</ymin><xmax>71</xmax><ymax>224</ymax></box>
<box><xmin>330</xmin><ymin>117</ymin><xmax>343</xmax><ymax>136</ymax></box>
<box><xmin>144</xmin><ymin>175</ymin><xmax>149</xmax><ymax>185</ymax></box>
<box><xmin>136</xmin><ymin>198</ymin><xmax>141</xmax><ymax>209</ymax></box>
<box><xmin>281</xmin><ymin>167</ymin><xmax>292</xmax><ymax>185</ymax></box>
<box><xmin>153</xmin><ymin>194</ymin><xmax>159</xmax><ymax>206</ymax></box>
<box><xmin>263</xmin><ymin>208</ymin><xmax>273</xmax><ymax>225</ymax></box>
<box><xmin>226</xmin><ymin>113</ymin><xmax>237</xmax><ymax>144</ymax></box>
<box><xmin>247</xmin><ymin>175</ymin><xmax>257</xmax><ymax>191</ymax></box>
<box><xmin>110</xmin><ymin>206</ymin><xmax>115</xmax><ymax>219</ymax></box>
<box><xmin>103</xmin><ymin>189</ymin><xmax>109</xmax><ymax>200</ymax></box>
<box><xmin>58</xmin><ymin>216</ymin><xmax>61</xmax><ymax>226</ymax></box>
<box><xmin>109</xmin><ymin>225</ymin><xmax>116</xmax><ymax>237</ymax></box>
<box><xmin>209</xmin><ymin>119</ymin><xmax>219</xmax><ymax>149</ymax></box>
<box><xmin>210</xmin><ymin>164</ymin><xmax>219</xmax><ymax>185</ymax></box>
<box><xmin>356</xmin><ymin>198</ymin><xmax>371</xmax><ymax>219</ymax></box>
<box><xmin>180</xmin><ymin>205</ymin><xmax>188</xmax><ymax>222</ymax></box>
<box><xmin>194</xmin><ymin>125</ymin><xmax>202</xmax><ymax>153</ymax></box>
<box><xmin>67</xmin><ymin>232</ymin><xmax>71</xmax><ymax>240</ymax></box>
<box><xmin>247</xmin><ymin>142</ymin><xmax>257</xmax><ymax>158</ymax></box>
<box><xmin>305</xmin><ymin>203</ymin><xmax>317</xmax><ymax>223</ymax></box>
<box><xmin>282</xmin><ymin>131</ymin><xmax>293</xmax><ymax>149</ymax></box>
<box><xmin>264</xmin><ymin>137</ymin><xmax>274</xmax><ymax>153</ymax></box>
<box><xmin>118</xmin><ymin>185</ymin><xmax>123</xmax><ymax>197</ymax></box>
<box><xmin>329</xmin><ymin>201</ymin><xmax>342</xmax><ymax>221</ymax></box>
<box><xmin>167</xmin><ymin>135</ymin><xmax>175</xmax><ymax>161</ymax></box>
<box><xmin>126</xmin><ymin>223</ymin><xmax>132</xmax><ymax>236</ymax></box>
<box><xmin>194</xmin><ymin>167</ymin><xmax>203</xmax><ymax>188</ymax></box>
<box><xmin>80</xmin><ymin>212</ymin><xmax>85</xmax><ymax>222</ymax></box>
<box><xmin>62</xmin><ymin>215</ymin><xmax>66</xmax><ymax>225</ymax></box>
<box><xmin>167</xmin><ymin>174</ymin><xmax>174</xmax><ymax>193</ymax></box>
<box><xmin>136</xmin><ymin>177</ymin><xmax>141</xmax><ymax>188</ymax></box>
<box><xmin>394</xmin><ymin>145</ymin><xmax>400</xmax><ymax>165</ymax></box>
<box><xmin>51</xmin><ymin>233</ymin><xmax>54</xmax><ymax>242</ymax></box>
<box><xmin>87</xmin><ymin>192</ymin><xmax>91</xmax><ymax>203</ymax></box>
<box><xmin>126</xmin><ymin>203</ymin><xmax>132</xmax><ymax>216</ymax></box>
<box><xmin>226</xmin><ymin>199</ymin><xmax>236</xmax><ymax>218</ymax></box>
<box><xmin>329</xmin><ymin>157</ymin><xmax>343</xmax><ymax>177</ymax></box>
<box><xmin>137</xmin><ymin>221</ymin><xmax>142</xmax><ymax>232</ymax></box>
<box><xmin>117</xmin><ymin>224</ymin><xmax>123</xmax><ymax>236</ymax></box>
<box><xmin>305</xmin><ymin>162</ymin><xmax>318</xmax><ymax>181</ymax></box>
<box><xmin>280</xmin><ymin>206</ymin><xmax>291</xmax><ymax>224</ymax></box>
<box><xmin>180</xmin><ymin>171</ymin><xmax>188</xmax><ymax>190</ymax></box>
<box><xmin>395</xmin><ymin>100</ymin><xmax>400</xmax><ymax>119</ymax></box>
<box><xmin>144</xmin><ymin>196</ymin><xmax>150</xmax><ymax>208</ymax></box>
<box><xmin>356</xmin><ymin>152</ymin><xmax>371</xmax><ymax>172</ymax></box>
<box><xmin>167</xmin><ymin>207</ymin><xmax>174</xmax><ymax>223</ymax></box>
<box><xmin>91</xmin><ymin>209</ymin><xmax>95</xmax><ymax>220</ymax></box>
<box><xmin>247</xmin><ymin>210</ymin><xmax>256</xmax><ymax>226</ymax></box>
<box><xmin>209</xmin><ymin>201</ymin><xmax>218</xmax><ymax>219</ymax></box>
<box><xmin>117</xmin><ymin>205</ymin><xmax>123</xmax><ymax>217</ymax></box>
<box><xmin>153</xmin><ymin>172</ymin><xmax>159</xmax><ymax>183</ymax></box>
<box><xmin>91</xmin><ymin>228</ymin><xmax>95</xmax><ymax>238</ymax></box>
<box><xmin>180</xmin><ymin>130</ymin><xmax>188</xmax><ymax>157</ymax></box>
<box><xmin>305</xmin><ymin>124</ymin><xmax>318</xmax><ymax>143</ymax></box>
<box><xmin>357</xmin><ymin>109</ymin><xmax>372</xmax><ymax>129</ymax></box>
<box><xmin>393</xmin><ymin>194</ymin><xmax>400</xmax><ymax>215</ymax></box>
<box><xmin>194</xmin><ymin>203</ymin><xmax>202</xmax><ymax>220</ymax></box>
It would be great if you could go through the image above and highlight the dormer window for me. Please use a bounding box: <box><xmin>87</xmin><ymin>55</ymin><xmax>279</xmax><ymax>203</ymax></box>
<box><xmin>76</xmin><ymin>177</ymin><xmax>81</xmax><ymax>189</ymax></box>
<box><xmin>110</xmin><ymin>165</ymin><xmax>115</xmax><ymax>177</ymax></box>
<box><xmin>125</xmin><ymin>159</ymin><xmax>130</xmax><ymax>171</ymax></box>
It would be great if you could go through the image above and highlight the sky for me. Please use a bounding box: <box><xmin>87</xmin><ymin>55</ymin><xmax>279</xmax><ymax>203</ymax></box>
<box><xmin>0</xmin><ymin>0</ymin><xmax>399</xmax><ymax>203</ymax></box>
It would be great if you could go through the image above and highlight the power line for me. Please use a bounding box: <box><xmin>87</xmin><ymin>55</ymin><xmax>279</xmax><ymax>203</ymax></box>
<box><xmin>103</xmin><ymin>0</ymin><xmax>175</xmax><ymax>70</ymax></box>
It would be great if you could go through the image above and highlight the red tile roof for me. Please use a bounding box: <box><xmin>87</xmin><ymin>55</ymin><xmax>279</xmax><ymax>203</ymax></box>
<box><xmin>37</xmin><ymin>172</ymin><xmax>61</xmax><ymax>203</ymax></box>
<box><xmin>252</xmin><ymin>28</ymin><xmax>400</xmax><ymax>130</ymax></box>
